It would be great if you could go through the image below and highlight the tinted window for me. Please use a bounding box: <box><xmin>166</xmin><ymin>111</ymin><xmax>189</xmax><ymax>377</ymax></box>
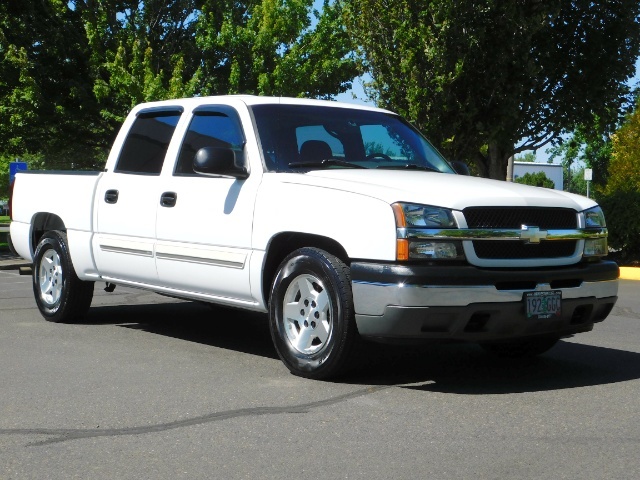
<box><xmin>175</xmin><ymin>108</ymin><xmax>245</xmax><ymax>175</ymax></box>
<box><xmin>115</xmin><ymin>110</ymin><xmax>182</xmax><ymax>175</ymax></box>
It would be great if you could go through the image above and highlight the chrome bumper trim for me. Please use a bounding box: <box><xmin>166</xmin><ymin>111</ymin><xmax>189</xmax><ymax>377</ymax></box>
<box><xmin>352</xmin><ymin>279</ymin><xmax>619</xmax><ymax>316</ymax></box>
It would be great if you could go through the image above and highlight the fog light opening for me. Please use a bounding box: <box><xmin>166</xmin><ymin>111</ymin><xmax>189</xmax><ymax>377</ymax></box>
<box><xmin>584</xmin><ymin>238</ymin><xmax>607</xmax><ymax>257</ymax></box>
<box><xmin>409</xmin><ymin>241</ymin><xmax>464</xmax><ymax>260</ymax></box>
<box><xmin>464</xmin><ymin>313</ymin><xmax>491</xmax><ymax>332</ymax></box>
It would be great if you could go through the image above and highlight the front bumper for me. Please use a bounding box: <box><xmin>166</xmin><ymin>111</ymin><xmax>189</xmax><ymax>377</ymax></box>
<box><xmin>351</xmin><ymin>260</ymin><xmax>619</xmax><ymax>343</ymax></box>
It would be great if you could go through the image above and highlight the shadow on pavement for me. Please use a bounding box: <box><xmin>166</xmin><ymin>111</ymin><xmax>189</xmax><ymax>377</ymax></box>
<box><xmin>346</xmin><ymin>340</ymin><xmax>640</xmax><ymax>394</ymax></box>
<box><xmin>81</xmin><ymin>301</ymin><xmax>640</xmax><ymax>394</ymax></box>
<box><xmin>82</xmin><ymin>301</ymin><xmax>279</xmax><ymax>360</ymax></box>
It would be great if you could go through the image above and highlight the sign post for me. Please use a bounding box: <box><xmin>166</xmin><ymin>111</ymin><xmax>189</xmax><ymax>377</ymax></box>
<box><xmin>584</xmin><ymin>168</ymin><xmax>593</xmax><ymax>198</ymax></box>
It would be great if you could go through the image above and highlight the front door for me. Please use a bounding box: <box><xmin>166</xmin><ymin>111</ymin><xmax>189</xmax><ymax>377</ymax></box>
<box><xmin>155</xmin><ymin>106</ymin><xmax>259</xmax><ymax>305</ymax></box>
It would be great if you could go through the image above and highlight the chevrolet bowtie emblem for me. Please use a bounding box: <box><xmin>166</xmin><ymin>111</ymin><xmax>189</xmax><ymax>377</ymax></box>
<box><xmin>520</xmin><ymin>225</ymin><xmax>548</xmax><ymax>244</ymax></box>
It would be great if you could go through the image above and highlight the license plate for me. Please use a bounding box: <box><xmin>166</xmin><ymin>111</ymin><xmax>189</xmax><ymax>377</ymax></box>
<box><xmin>525</xmin><ymin>290</ymin><xmax>562</xmax><ymax>319</ymax></box>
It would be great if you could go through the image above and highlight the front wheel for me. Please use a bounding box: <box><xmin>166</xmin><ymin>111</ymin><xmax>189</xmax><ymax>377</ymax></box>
<box><xmin>32</xmin><ymin>230</ymin><xmax>94</xmax><ymax>323</ymax></box>
<box><xmin>269</xmin><ymin>248</ymin><xmax>357</xmax><ymax>379</ymax></box>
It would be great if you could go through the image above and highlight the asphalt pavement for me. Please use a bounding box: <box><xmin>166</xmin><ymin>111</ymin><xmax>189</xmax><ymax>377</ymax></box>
<box><xmin>1</xmin><ymin>256</ymin><xmax>639</xmax><ymax>479</ymax></box>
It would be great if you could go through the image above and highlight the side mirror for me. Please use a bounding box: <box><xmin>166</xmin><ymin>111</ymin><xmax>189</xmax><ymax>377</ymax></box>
<box><xmin>451</xmin><ymin>161</ymin><xmax>470</xmax><ymax>176</ymax></box>
<box><xmin>193</xmin><ymin>147</ymin><xmax>249</xmax><ymax>179</ymax></box>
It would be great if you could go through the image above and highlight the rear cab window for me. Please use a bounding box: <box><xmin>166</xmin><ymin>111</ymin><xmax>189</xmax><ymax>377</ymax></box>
<box><xmin>115</xmin><ymin>108</ymin><xmax>183</xmax><ymax>175</ymax></box>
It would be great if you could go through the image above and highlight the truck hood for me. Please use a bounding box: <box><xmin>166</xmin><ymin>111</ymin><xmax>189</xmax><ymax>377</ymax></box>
<box><xmin>275</xmin><ymin>169</ymin><xmax>596</xmax><ymax>212</ymax></box>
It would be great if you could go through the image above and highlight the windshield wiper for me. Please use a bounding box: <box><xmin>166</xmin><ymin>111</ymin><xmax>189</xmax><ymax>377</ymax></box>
<box><xmin>288</xmin><ymin>159</ymin><xmax>366</xmax><ymax>169</ymax></box>
<box><xmin>376</xmin><ymin>163</ymin><xmax>440</xmax><ymax>172</ymax></box>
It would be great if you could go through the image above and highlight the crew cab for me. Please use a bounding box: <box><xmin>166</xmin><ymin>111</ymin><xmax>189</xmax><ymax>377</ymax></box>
<box><xmin>10</xmin><ymin>96</ymin><xmax>619</xmax><ymax>378</ymax></box>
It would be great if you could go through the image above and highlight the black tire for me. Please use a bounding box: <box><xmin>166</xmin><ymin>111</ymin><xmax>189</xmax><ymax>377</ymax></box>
<box><xmin>481</xmin><ymin>336</ymin><xmax>560</xmax><ymax>358</ymax></box>
<box><xmin>32</xmin><ymin>230</ymin><xmax>94</xmax><ymax>323</ymax></box>
<box><xmin>269</xmin><ymin>247</ymin><xmax>357</xmax><ymax>379</ymax></box>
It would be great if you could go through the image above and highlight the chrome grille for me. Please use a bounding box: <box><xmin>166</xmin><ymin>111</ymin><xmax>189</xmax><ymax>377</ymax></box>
<box><xmin>463</xmin><ymin>207</ymin><xmax>577</xmax><ymax>229</ymax></box>
<box><xmin>463</xmin><ymin>207</ymin><xmax>578</xmax><ymax>260</ymax></box>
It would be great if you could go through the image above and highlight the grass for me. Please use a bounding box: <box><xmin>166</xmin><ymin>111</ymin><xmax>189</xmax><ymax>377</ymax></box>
<box><xmin>0</xmin><ymin>216</ymin><xmax>9</xmax><ymax>223</ymax></box>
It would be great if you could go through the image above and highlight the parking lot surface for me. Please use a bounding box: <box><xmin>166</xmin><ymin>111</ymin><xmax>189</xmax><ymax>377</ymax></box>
<box><xmin>1</xmin><ymin>269</ymin><xmax>639</xmax><ymax>479</ymax></box>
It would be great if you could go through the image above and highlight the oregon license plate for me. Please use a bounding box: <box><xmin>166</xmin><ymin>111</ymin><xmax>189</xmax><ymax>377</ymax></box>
<box><xmin>525</xmin><ymin>290</ymin><xmax>562</xmax><ymax>319</ymax></box>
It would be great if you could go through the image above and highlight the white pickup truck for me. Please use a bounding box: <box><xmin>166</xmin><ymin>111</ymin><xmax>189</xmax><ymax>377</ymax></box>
<box><xmin>10</xmin><ymin>96</ymin><xmax>619</xmax><ymax>378</ymax></box>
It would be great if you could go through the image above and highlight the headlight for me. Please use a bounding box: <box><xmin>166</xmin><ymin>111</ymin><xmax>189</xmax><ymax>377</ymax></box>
<box><xmin>583</xmin><ymin>206</ymin><xmax>606</xmax><ymax>228</ymax></box>
<box><xmin>392</xmin><ymin>203</ymin><xmax>464</xmax><ymax>261</ymax></box>
<box><xmin>582</xmin><ymin>206</ymin><xmax>608</xmax><ymax>257</ymax></box>
<box><xmin>392</xmin><ymin>203</ymin><xmax>457</xmax><ymax>228</ymax></box>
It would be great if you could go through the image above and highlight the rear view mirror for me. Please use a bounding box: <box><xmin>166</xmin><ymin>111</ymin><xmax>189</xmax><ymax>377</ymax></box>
<box><xmin>451</xmin><ymin>161</ymin><xmax>470</xmax><ymax>176</ymax></box>
<box><xmin>193</xmin><ymin>147</ymin><xmax>249</xmax><ymax>179</ymax></box>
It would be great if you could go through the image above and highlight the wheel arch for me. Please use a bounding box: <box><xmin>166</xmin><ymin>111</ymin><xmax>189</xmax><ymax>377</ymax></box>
<box><xmin>262</xmin><ymin>232</ymin><xmax>349</xmax><ymax>306</ymax></box>
<box><xmin>30</xmin><ymin>213</ymin><xmax>66</xmax><ymax>256</ymax></box>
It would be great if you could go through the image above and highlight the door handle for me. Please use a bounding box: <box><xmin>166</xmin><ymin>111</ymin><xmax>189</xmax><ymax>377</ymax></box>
<box><xmin>160</xmin><ymin>192</ymin><xmax>177</xmax><ymax>208</ymax></box>
<box><xmin>104</xmin><ymin>189</ymin><xmax>119</xmax><ymax>204</ymax></box>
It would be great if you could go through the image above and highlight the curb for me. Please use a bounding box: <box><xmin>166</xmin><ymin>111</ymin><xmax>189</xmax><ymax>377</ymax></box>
<box><xmin>619</xmin><ymin>267</ymin><xmax>640</xmax><ymax>281</ymax></box>
<box><xmin>0</xmin><ymin>260</ymin><xmax>31</xmax><ymax>271</ymax></box>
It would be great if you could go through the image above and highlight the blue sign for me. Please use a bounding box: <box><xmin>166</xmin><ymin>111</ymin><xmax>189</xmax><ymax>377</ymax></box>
<box><xmin>9</xmin><ymin>161</ymin><xmax>28</xmax><ymax>184</ymax></box>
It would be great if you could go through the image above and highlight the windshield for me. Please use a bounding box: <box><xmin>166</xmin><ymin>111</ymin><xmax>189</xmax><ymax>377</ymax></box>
<box><xmin>251</xmin><ymin>104</ymin><xmax>455</xmax><ymax>174</ymax></box>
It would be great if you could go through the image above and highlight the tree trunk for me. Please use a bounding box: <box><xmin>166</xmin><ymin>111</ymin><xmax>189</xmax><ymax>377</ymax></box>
<box><xmin>487</xmin><ymin>142</ymin><xmax>509</xmax><ymax>180</ymax></box>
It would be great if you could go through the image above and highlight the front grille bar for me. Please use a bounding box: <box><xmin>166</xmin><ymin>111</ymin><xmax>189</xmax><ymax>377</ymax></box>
<box><xmin>398</xmin><ymin>227</ymin><xmax>607</xmax><ymax>242</ymax></box>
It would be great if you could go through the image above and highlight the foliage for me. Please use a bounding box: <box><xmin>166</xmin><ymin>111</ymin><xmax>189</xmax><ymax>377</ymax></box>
<box><xmin>515</xmin><ymin>152</ymin><xmax>536</xmax><ymax>163</ymax></box>
<box><xmin>514</xmin><ymin>171</ymin><xmax>554</xmax><ymax>189</ymax></box>
<box><xmin>568</xmin><ymin>167</ymin><xmax>588</xmax><ymax>197</ymax></box>
<box><xmin>196</xmin><ymin>0</ymin><xmax>358</xmax><ymax>98</ymax></box>
<box><xmin>0</xmin><ymin>152</ymin><xmax>48</xmax><ymax>200</ymax></box>
<box><xmin>0</xmin><ymin>155</ymin><xmax>10</xmax><ymax>200</ymax></box>
<box><xmin>598</xmin><ymin>190</ymin><xmax>640</xmax><ymax>259</ymax></box>
<box><xmin>0</xmin><ymin>0</ymin><xmax>360</xmax><ymax>169</ymax></box>
<box><xmin>0</xmin><ymin>0</ymin><xmax>107</xmax><ymax>168</ymax></box>
<box><xmin>346</xmin><ymin>0</ymin><xmax>640</xmax><ymax>179</ymax></box>
<box><xmin>547</xmin><ymin>117</ymin><xmax>614</xmax><ymax>191</ymax></box>
<box><xmin>605</xmin><ymin>106</ymin><xmax>640</xmax><ymax>195</ymax></box>
<box><xmin>592</xmin><ymin>105</ymin><xmax>640</xmax><ymax>260</ymax></box>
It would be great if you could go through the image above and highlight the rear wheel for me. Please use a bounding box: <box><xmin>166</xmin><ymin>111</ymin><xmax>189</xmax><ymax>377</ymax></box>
<box><xmin>33</xmin><ymin>230</ymin><xmax>94</xmax><ymax>323</ymax></box>
<box><xmin>481</xmin><ymin>337</ymin><xmax>559</xmax><ymax>358</ymax></box>
<box><xmin>269</xmin><ymin>247</ymin><xmax>357</xmax><ymax>379</ymax></box>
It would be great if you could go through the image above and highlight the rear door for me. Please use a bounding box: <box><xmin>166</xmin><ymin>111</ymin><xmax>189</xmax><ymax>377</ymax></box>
<box><xmin>93</xmin><ymin>107</ymin><xmax>183</xmax><ymax>284</ymax></box>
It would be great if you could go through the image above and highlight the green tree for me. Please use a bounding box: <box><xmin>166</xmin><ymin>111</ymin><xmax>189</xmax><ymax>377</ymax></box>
<box><xmin>0</xmin><ymin>0</ymin><xmax>106</xmax><ymax>168</ymax></box>
<box><xmin>346</xmin><ymin>0</ymin><xmax>640</xmax><ymax>179</ymax></box>
<box><xmin>597</xmin><ymin>106</ymin><xmax>640</xmax><ymax>259</ymax></box>
<box><xmin>605</xmin><ymin>107</ymin><xmax>640</xmax><ymax>194</ymax></box>
<box><xmin>569</xmin><ymin>166</ymin><xmax>588</xmax><ymax>196</ymax></box>
<box><xmin>547</xmin><ymin>116</ymin><xmax>615</xmax><ymax>192</ymax></box>
<box><xmin>77</xmin><ymin>0</ymin><xmax>204</xmax><ymax>124</ymax></box>
<box><xmin>1</xmin><ymin>0</ymin><xmax>360</xmax><ymax>169</ymax></box>
<box><xmin>195</xmin><ymin>0</ymin><xmax>359</xmax><ymax>98</ymax></box>
<box><xmin>514</xmin><ymin>171</ymin><xmax>554</xmax><ymax>189</ymax></box>
<box><xmin>0</xmin><ymin>153</ymin><xmax>45</xmax><ymax>200</ymax></box>
<box><xmin>515</xmin><ymin>152</ymin><xmax>536</xmax><ymax>163</ymax></box>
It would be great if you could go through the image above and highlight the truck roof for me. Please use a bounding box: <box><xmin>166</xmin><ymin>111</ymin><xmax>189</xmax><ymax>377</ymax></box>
<box><xmin>130</xmin><ymin>95</ymin><xmax>390</xmax><ymax>114</ymax></box>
